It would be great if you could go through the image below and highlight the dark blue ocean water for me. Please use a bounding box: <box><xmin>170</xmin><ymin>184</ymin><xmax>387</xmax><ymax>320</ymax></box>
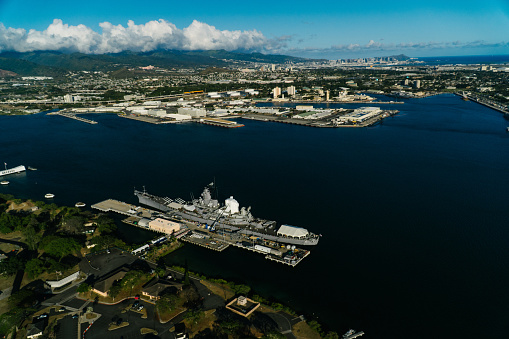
<box><xmin>418</xmin><ymin>54</ymin><xmax>509</xmax><ymax>65</ymax></box>
<box><xmin>1</xmin><ymin>94</ymin><xmax>509</xmax><ymax>338</ymax></box>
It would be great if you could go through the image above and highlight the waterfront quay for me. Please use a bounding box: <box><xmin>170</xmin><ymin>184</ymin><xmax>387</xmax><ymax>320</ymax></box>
<box><xmin>92</xmin><ymin>199</ymin><xmax>310</xmax><ymax>266</ymax></box>
<box><xmin>244</xmin><ymin>109</ymin><xmax>399</xmax><ymax>128</ymax></box>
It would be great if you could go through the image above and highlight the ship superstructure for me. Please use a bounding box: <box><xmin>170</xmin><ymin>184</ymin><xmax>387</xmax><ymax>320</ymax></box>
<box><xmin>134</xmin><ymin>184</ymin><xmax>319</xmax><ymax>246</ymax></box>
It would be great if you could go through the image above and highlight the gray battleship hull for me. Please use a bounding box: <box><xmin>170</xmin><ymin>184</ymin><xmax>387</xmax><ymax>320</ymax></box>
<box><xmin>135</xmin><ymin>190</ymin><xmax>319</xmax><ymax>246</ymax></box>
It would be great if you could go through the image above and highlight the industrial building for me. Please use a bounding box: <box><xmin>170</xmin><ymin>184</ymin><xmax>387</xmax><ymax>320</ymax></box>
<box><xmin>148</xmin><ymin>218</ymin><xmax>181</xmax><ymax>234</ymax></box>
<box><xmin>334</xmin><ymin>107</ymin><xmax>382</xmax><ymax>124</ymax></box>
<box><xmin>178</xmin><ymin>107</ymin><xmax>206</xmax><ymax>117</ymax></box>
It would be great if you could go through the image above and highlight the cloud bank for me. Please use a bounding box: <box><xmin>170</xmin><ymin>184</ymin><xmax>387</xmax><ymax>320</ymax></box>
<box><xmin>0</xmin><ymin>19</ymin><xmax>275</xmax><ymax>54</ymax></box>
<box><xmin>287</xmin><ymin>39</ymin><xmax>509</xmax><ymax>58</ymax></box>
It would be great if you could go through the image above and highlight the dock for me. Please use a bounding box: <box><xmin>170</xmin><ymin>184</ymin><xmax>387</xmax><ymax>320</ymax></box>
<box><xmin>92</xmin><ymin>198</ymin><xmax>310</xmax><ymax>266</ymax></box>
<box><xmin>198</xmin><ymin>117</ymin><xmax>244</xmax><ymax>128</ymax></box>
<box><xmin>48</xmin><ymin>111</ymin><xmax>98</xmax><ymax>124</ymax></box>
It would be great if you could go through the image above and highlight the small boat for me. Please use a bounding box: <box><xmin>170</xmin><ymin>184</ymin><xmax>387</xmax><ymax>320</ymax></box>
<box><xmin>75</xmin><ymin>202</ymin><xmax>86</xmax><ymax>208</ymax></box>
<box><xmin>28</xmin><ymin>166</ymin><xmax>37</xmax><ymax>171</ymax></box>
<box><xmin>44</xmin><ymin>193</ymin><xmax>55</xmax><ymax>199</ymax></box>
<box><xmin>0</xmin><ymin>181</ymin><xmax>9</xmax><ymax>185</ymax></box>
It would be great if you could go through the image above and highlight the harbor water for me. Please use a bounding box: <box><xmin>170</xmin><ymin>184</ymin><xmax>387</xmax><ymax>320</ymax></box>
<box><xmin>1</xmin><ymin>94</ymin><xmax>509</xmax><ymax>338</ymax></box>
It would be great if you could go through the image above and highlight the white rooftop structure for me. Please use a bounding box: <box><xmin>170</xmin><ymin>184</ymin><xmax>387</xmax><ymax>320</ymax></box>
<box><xmin>225</xmin><ymin>196</ymin><xmax>240</xmax><ymax>214</ymax></box>
<box><xmin>277</xmin><ymin>225</ymin><xmax>309</xmax><ymax>239</ymax></box>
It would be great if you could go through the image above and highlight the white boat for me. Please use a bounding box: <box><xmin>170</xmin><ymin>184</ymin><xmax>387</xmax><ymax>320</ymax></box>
<box><xmin>44</xmin><ymin>193</ymin><xmax>55</xmax><ymax>199</ymax></box>
<box><xmin>0</xmin><ymin>163</ymin><xmax>26</xmax><ymax>177</ymax></box>
<box><xmin>75</xmin><ymin>202</ymin><xmax>86</xmax><ymax>208</ymax></box>
<box><xmin>0</xmin><ymin>181</ymin><xmax>9</xmax><ymax>185</ymax></box>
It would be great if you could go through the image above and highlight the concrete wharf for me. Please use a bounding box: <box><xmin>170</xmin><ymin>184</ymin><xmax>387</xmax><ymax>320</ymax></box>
<box><xmin>92</xmin><ymin>198</ymin><xmax>310</xmax><ymax>266</ymax></box>
<box><xmin>48</xmin><ymin>111</ymin><xmax>98</xmax><ymax>124</ymax></box>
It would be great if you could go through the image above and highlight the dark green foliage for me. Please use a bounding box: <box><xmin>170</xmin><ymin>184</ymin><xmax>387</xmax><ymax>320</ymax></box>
<box><xmin>77</xmin><ymin>283</ymin><xmax>91</xmax><ymax>293</ymax></box>
<box><xmin>156</xmin><ymin>293</ymin><xmax>178</xmax><ymax>314</ymax></box>
<box><xmin>25</xmin><ymin>258</ymin><xmax>45</xmax><ymax>279</ymax></box>
<box><xmin>0</xmin><ymin>255</ymin><xmax>25</xmax><ymax>276</ymax></box>
<box><xmin>90</xmin><ymin>234</ymin><xmax>127</xmax><ymax>250</ymax></box>
<box><xmin>0</xmin><ymin>307</ymin><xmax>31</xmax><ymax>336</ymax></box>
<box><xmin>95</xmin><ymin>216</ymin><xmax>117</xmax><ymax>234</ymax></box>
<box><xmin>8</xmin><ymin>289</ymin><xmax>36</xmax><ymax>308</ymax></box>
<box><xmin>184</xmin><ymin>309</ymin><xmax>204</xmax><ymax>325</ymax></box>
<box><xmin>43</xmin><ymin>236</ymin><xmax>81</xmax><ymax>261</ymax></box>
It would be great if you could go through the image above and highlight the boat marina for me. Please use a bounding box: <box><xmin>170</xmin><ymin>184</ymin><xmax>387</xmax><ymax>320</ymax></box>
<box><xmin>92</xmin><ymin>198</ymin><xmax>312</xmax><ymax>266</ymax></box>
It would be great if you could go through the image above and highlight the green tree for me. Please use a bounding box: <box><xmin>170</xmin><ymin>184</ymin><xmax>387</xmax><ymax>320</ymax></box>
<box><xmin>23</xmin><ymin>226</ymin><xmax>41</xmax><ymax>250</ymax></box>
<box><xmin>8</xmin><ymin>289</ymin><xmax>36</xmax><ymax>308</ymax></box>
<box><xmin>109</xmin><ymin>283</ymin><xmax>122</xmax><ymax>300</ymax></box>
<box><xmin>156</xmin><ymin>293</ymin><xmax>178</xmax><ymax>314</ymax></box>
<box><xmin>0</xmin><ymin>255</ymin><xmax>25</xmax><ymax>276</ymax></box>
<box><xmin>43</xmin><ymin>237</ymin><xmax>81</xmax><ymax>261</ymax></box>
<box><xmin>25</xmin><ymin>258</ymin><xmax>46</xmax><ymax>279</ymax></box>
<box><xmin>184</xmin><ymin>309</ymin><xmax>204</xmax><ymax>325</ymax></box>
<box><xmin>77</xmin><ymin>283</ymin><xmax>91</xmax><ymax>293</ymax></box>
<box><xmin>96</xmin><ymin>216</ymin><xmax>117</xmax><ymax>234</ymax></box>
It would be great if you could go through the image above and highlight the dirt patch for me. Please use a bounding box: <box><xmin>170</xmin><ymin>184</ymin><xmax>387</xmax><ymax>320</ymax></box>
<box><xmin>141</xmin><ymin>328</ymin><xmax>158</xmax><ymax>335</ymax></box>
<box><xmin>108</xmin><ymin>321</ymin><xmax>129</xmax><ymax>331</ymax></box>
<box><xmin>292</xmin><ymin>321</ymin><xmax>321</xmax><ymax>339</ymax></box>
<box><xmin>6</xmin><ymin>200</ymin><xmax>36</xmax><ymax>213</ymax></box>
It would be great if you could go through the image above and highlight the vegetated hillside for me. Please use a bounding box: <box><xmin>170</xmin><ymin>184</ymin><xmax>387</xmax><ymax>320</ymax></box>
<box><xmin>0</xmin><ymin>56</ymin><xmax>65</xmax><ymax>76</ymax></box>
<box><xmin>0</xmin><ymin>49</ymin><xmax>313</xmax><ymax>74</ymax></box>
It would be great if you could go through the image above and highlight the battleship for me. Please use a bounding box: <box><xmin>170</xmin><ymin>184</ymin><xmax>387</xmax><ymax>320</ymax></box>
<box><xmin>134</xmin><ymin>184</ymin><xmax>320</xmax><ymax>246</ymax></box>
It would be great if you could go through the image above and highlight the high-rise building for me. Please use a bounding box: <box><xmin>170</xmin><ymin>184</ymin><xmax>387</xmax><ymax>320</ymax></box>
<box><xmin>414</xmin><ymin>80</ymin><xmax>421</xmax><ymax>89</ymax></box>
<box><xmin>273</xmin><ymin>87</ymin><xmax>281</xmax><ymax>99</ymax></box>
<box><xmin>287</xmin><ymin>86</ymin><xmax>296</xmax><ymax>96</ymax></box>
<box><xmin>325</xmin><ymin>90</ymin><xmax>330</xmax><ymax>101</ymax></box>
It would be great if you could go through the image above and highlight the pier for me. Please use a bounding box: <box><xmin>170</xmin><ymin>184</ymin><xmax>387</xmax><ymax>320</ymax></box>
<box><xmin>455</xmin><ymin>92</ymin><xmax>509</xmax><ymax>115</ymax></box>
<box><xmin>48</xmin><ymin>111</ymin><xmax>98</xmax><ymax>124</ymax></box>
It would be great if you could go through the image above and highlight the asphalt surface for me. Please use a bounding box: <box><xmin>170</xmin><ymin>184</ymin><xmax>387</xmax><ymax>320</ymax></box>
<box><xmin>56</xmin><ymin>314</ymin><xmax>79</xmax><ymax>339</ymax></box>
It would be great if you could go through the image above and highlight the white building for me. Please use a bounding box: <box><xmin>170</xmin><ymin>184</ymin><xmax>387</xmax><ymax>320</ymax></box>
<box><xmin>287</xmin><ymin>86</ymin><xmax>296</xmax><ymax>96</ymax></box>
<box><xmin>334</xmin><ymin>107</ymin><xmax>382</xmax><ymax>124</ymax></box>
<box><xmin>178</xmin><ymin>107</ymin><xmax>206</xmax><ymax>118</ymax></box>
<box><xmin>273</xmin><ymin>87</ymin><xmax>281</xmax><ymax>99</ymax></box>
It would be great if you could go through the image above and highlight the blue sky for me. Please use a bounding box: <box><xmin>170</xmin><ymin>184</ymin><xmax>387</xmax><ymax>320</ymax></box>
<box><xmin>0</xmin><ymin>0</ymin><xmax>507</xmax><ymax>59</ymax></box>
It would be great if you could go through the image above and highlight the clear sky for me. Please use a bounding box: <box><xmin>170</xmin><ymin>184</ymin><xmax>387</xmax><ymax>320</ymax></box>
<box><xmin>0</xmin><ymin>0</ymin><xmax>507</xmax><ymax>59</ymax></box>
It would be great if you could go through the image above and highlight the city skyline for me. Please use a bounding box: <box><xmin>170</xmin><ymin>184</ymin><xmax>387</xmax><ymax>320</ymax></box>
<box><xmin>0</xmin><ymin>0</ymin><xmax>508</xmax><ymax>59</ymax></box>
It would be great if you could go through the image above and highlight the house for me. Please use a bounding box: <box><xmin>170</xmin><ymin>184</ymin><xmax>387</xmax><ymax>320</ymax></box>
<box><xmin>141</xmin><ymin>277</ymin><xmax>183</xmax><ymax>300</ymax></box>
<box><xmin>91</xmin><ymin>267</ymin><xmax>129</xmax><ymax>297</ymax></box>
<box><xmin>26</xmin><ymin>319</ymin><xmax>46</xmax><ymax>339</ymax></box>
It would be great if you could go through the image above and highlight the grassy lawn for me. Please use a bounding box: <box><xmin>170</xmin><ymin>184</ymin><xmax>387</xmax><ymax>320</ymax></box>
<box><xmin>292</xmin><ymin>321</ymin><xmax>321</xmax><ymax>339</ymax></box>
<box><xmin>199</xmin><ymin>280</ymin><xmax>235</xmax><ymax>301</ymax></box>
<box><xmin>0</xmin><ymin>231</ymin><xmax>25</xmax><ymax>243</ymax></box>
<box><xmin>0</xmin><ymin>275</ymin><xmax>14</xmax><ymax>291</ymax></box>
<box><xmin>184</xmin><ymin>309</ymin><xmax>216</xmax><ymax>336</ymax></box>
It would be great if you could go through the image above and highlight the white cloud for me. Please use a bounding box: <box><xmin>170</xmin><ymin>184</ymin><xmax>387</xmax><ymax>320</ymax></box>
<box><xmin>0</xmin><ymin>19</ymin><xmax>275</xmax><ymax>54</ymax></box>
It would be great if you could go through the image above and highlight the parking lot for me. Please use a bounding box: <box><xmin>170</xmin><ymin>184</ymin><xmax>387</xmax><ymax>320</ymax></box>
<box><xmin>83</xmin><ymin>299</ymin><xmax>176</xmax><ymax>339</ymax></box>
